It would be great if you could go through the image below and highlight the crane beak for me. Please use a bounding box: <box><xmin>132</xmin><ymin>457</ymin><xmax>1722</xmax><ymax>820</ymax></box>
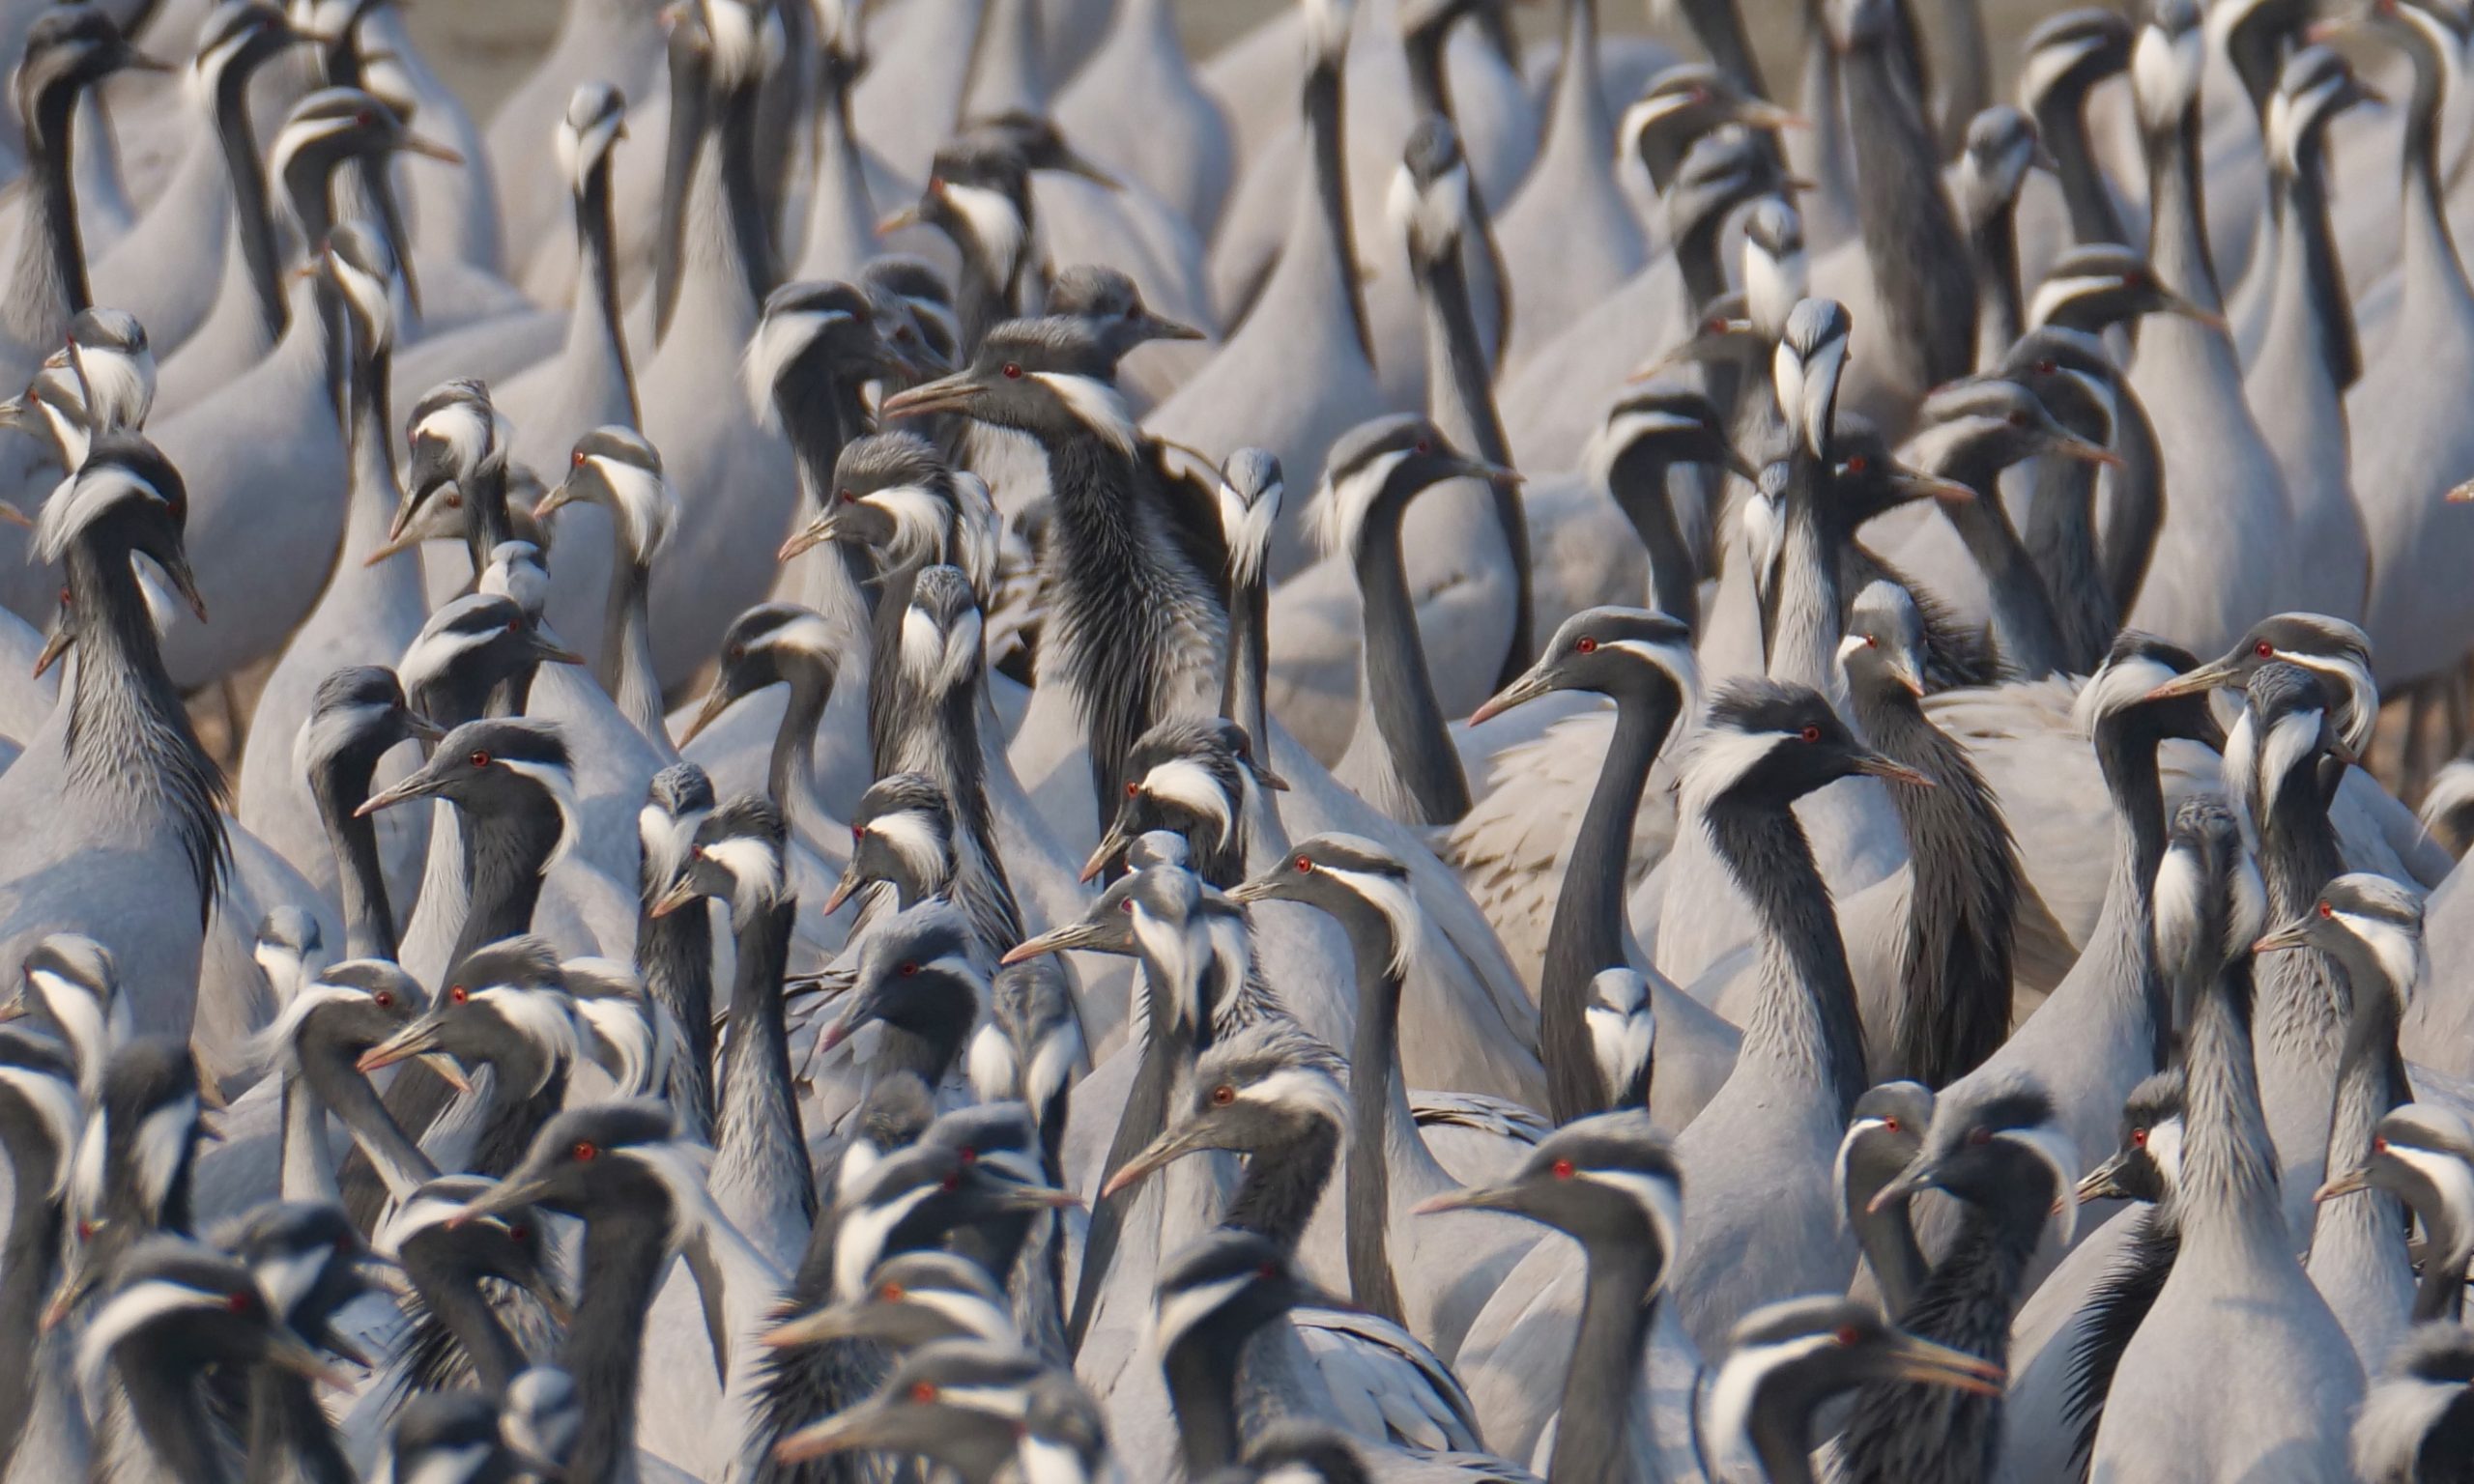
<box><xmin>357</xmin><ymin>1016</ymin><xmax>446</xmax><ymax>1074</ymax></box>
<box><xmin>31</xmin><ymin>627</ymin><xmax>71</xmax><ymax>679</ymax></box>
<box><xmin>1412</xmin><ymin>1182</ymin><xmax>1514</xmax><ymax>1215</ymax></box>
<box><xmin>1079</xmin><ymin>823</ymin><xmax>1136</xmax><ymax>883</ymax></box>
<box><xmin>2253</xmin><ymin>921</ymin><xmax>2314</xmax><ymax>955</ymax></box>
<box><xmin>532</xmin><ymin>483</ymin><xmax>577</xmax><ymax>523</ymax></box>
<box><xmin>1866</xmin><ymin>1158</ymin><xmax>1939</xmax><ymax>1213</ymax></box>
<box><xmin>775</xmin><ymin>1401</ymin><xmax>912</xmax><ymax>1465</ymax></box>
<box><xmin>1628</xmin><ymin>318</ymin><xmax>1752</xmax><ymax>383</ymax></box>
<box><xmin>2074</xmin><ymin>1148</ymin><xmax>2143</xmax><ymax>1204</ymax></box>
<box><xmin>1448</xmin><ymin>456</ymin><xmax>1522</xmax><ymax>487</ymax></box>
<box><xmin>2052</xmin><ymin>434</ymin><xmax>2125</xmax><ymax>470</ymax></box>
<box><xmin>398</xmin><ymin>133</ymin><xmax>465</xmax><ymax>165</ymax></box>
<box><xmin>1102</xmin><ymin>1123</ymin><xmax>1212</xmax><ymax>1199</ymax></box>
<box><xmin>1468</xmin><ymin>666</ymin><xmax>1554</xmax><ymax>727</ymax></box>
<box><xmin>1886</xmin><ymin>467</ymin><xmax>1977</xmax><ymax>503</ymax></box>
<box><xmin>1887</xmin><ymin>1333</ymin><xmax>2005</xmax><ymax>1397</ymax></box>
<box><xmin>677</xmin><ymin>684</ymin><xmax>735</xmax><ymax>746</ymax></box>
<box><xmin>1048</xmin><ymin>144</ymin><xmax>1123</xmax><ymax>190</ymax></box>
<box><xmin>1853</xmin><ymin>751</ymin><xmax>1936</xmax><ymax>788</ymax></box>
<box><xmin>778</xmin><ymin>517</ymin><xmax>837</xmax><ymax>562</ymax></box>
<box><xmin>2159</xmin><ymin>293</ymin><xmax>2229</xmax><ymax>334</ymax></box>
<box><xmin>878</xmin><ymin>373</ymin><xmax>988</xmax><ymax>421</ymax></box>
<box><xmin>2447</xmin><ymin>476</ymin><xmax>2474</xmax><ymax>503</ymax></box>
<box><xmin>396</xmin><ymin>706</ymin><xmax>446</xmax><ymax>744</ymax></box>
<box><xmin>875</xmin><ymin>204</ymin><xmax>924</xmax><ymax>236</ymax></box>
<box><xmin>762</xmin><ymin>1301</ymin><xmax>870</xmax><ymax>1349</ymax></box>
<box><xmin>417</xmin><ymin>1052</ymin><xmax>472</xmax><ymax>1095</ymax></box>
<box><xmin>820</xmin><ymin>863</ymin><xmax>864</xmax><ymax>916</ymax></box>
<box><xmin>1132</xmin><ymin>309</ymin><xmax>1207</xmax><ymax>343</ymax></box>
<box><xmin>989</xmin><ymin>1180</ymin><xmax>1083</xmax><ymax>1213</ymax></box>
<box><xmin>2141</xmin><ymin>660</ymin><xmax>2236</xmax><ymax>703</ymax></box>
<box><xmin>446</xmin><ymin>1173</ymin><xmax>561</xmax><ymax>1230</ymax></box>
<box><xmin>261</xmin><ymin>1322</ymin><xmax>361</xmax><ymax>1394</ymax></box>
<box><xmin>648</xmin><ymin>877</ymin><xmax>703</xmax><ymax>919</ymax></box>
<box><xmin>0</xmin><ymin>500</ymin><xmax>31</xmax><ymax>528</ymax></box>
<box><xmin>1733</xmin><ymin>99</ymin><xmax>1810</xmax><ymax>130</ymax></box>
<box><xmin>999</xmin><ymin>922</ymin><xmax>1089</xmax><ymax>965</ymax></box>
<box><xmin>2315</xmin><ymin>1166</ymin><xmax>2373</xmax><ymax>1203</ymax></box>
<box><xmin>355</xmin><ymin>764</ymin><xmax>445</xmax><ymax>817</ymax></box>
<box><xmin>1223</xmin><ymin>874</ymin><xmax>1278</xmax><ymax>906</ymax></box>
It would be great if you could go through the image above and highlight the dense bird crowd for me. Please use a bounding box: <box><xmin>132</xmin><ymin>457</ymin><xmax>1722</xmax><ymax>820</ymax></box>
<box><xmin>1</xmin><ymin>0</ymin><xmax>2473</xmax><ymax>1477</ymax></box>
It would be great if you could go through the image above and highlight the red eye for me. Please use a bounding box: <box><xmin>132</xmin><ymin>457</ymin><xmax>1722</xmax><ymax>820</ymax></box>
<box><xmin>1799</xmin><ymin>726</ymin><xmax>1822</xmax><ymax>743</ymax></box>
<box><xmin>1846</xmin><ymin>454</ymin><xmax>1869</xmax><ymax>474</ymax></box>
<box><xmin>881</xmin><ymin>1282</ymin><xmax>905</xmax><ymax>1301</ymax></box>
<box><xmin>1295</xmin><ymin>856</ymin><xmax>1313</xmax><ymax>873</ymax></box>
<box><xmin>957</xmin><ymin>1147</ymin><xmax>977</xmax><ymax>1164</ymax></box>
<box><xmin>1550</xmin><ymin>1158</ymin><xmax>1575</xmax><ymax>1180</ymax></box>
<box><xmin>1126</xmin><ymin>783</ymin><xmax>1140</xmax><ymax>797</ymax></box>
<box><xmin>505</xmin><ymin>617</ymin><xmax>522</xmax><ymax>634</ymax></box>
<box><xmin>911</xmin><ymin>1381</ymin><xmax>938</xmax><ymax>1403</ymax></box>
<box><xmin>75</xmin><ymin>1219</ymin><xmax>95</xmax><ymax>1241</ymax></box>
<box><xmin>1257</xmin><ymin>1262</ymin><xmax>1280</xmax><ymax>1278</ymax></box>
<box><xmin>851</xmin><ymin>824</ymin><xmax>866</xmax><ymax>843</ymax></box>
<box><xmin>2318</xmin><ymin>900</ymin><xmax>2335</xmax><ymax>918</ymax></box>
<box><xmin>1002</xmin><ymin>363</ymin><xmax>1022</xmax><ymax>380</ymax></box>
<box><xmin>838</xmin><ymin>488</ymin><xmax>857</xmax><ymax>504</ymax></box>
<box><xmin>227</xmin><ymin>1290</ymin><xmax>254</xmax><ymax>1314</ymax></box>
<box><xmin>2255</xmin><ymin>641</ymin><xmax>2275</xmax><ymax>658</ymax></box>
<box><xmin>374</xmin><ymin>991</ymin><xmax>393</xmax><ymax>1009</ymax></box>
<box><xmin>1118</xmin><ymin>899</ymin><xmax>1134</xmax><ymax>913</ymax></box>
<box><xmin>1833</xmin><ymin>1324</ymin><xmax>1860</xmax><ymax>1346</ymax></box>
<box><xmin>940</xmin><ymin>1171</ymin><xmax>961</xmax><ymax>1191</ymax></box>
<box><xmin>571</xmin><ymin>448</ymin><xmax>587</xmax><ymax>467</ymax></box>
<box><xmin>448</xmin><ymin>985</ymin><xmax>469</xmax><ymax>1004</ymax></box>
<box><xmin>1211</xmin><ymin>1085</ymin><xmax>1235</xmax><ymax>1106</ymax></box>
<box><xmin>899</xmin><ymin>961</ymin><xmax>920</xmax><ymax>977</ymax></box>
<box><xmin>2034</xmin><ymin>359</ymin><xmax>2057</xmax><ymax>376</ymax></box>
<box><xmin>571</xmin><ymin>1140</ymin><xmax>597</xmax><ymax>1162</ymax></box>
<box><xmin>1864</xmin><ymin>634</ymin><xmax>1880</xmax><ymax>648</ymax></box>
<box><xmin>1575</xmin><ymin>636</ymin><xmax>1597</xmax><ymax>653</ymax></box>
<box><xmin>508</xmin><ymin>1224</ymin><xmax>529</xmax><ymax>1241</ymax></box>
<box><xmin>1882</xmin><ymin>1117</ymin><xmax>1899</xmax><ymax>1132</ymax></box>
<box><xmin>446</xmin><ymin>494</ymin><xmax>463</xmax><ymax>509</ymax></box>
<box><xmin>469</xmin><ymin>751</ymin><xmax>491</xmax><ymax>767</ymax></box>
<box><xmin>2375</xmin><ymin>1135</ymin><xmax>2391</xmax><ymax>1153</ymax></box>
<box><xmin>2132</xmin><ymin>1127</ymin><xmax>2147</xmax><ymax>1147</ymax></box>
<box><xmin>1705</xmin><ymin>316</ymin><xmax>1727</xmax><ymax>334</ymax></box>
<box><xmin>354</xmin><ymin>109</ymin><xmax>373</xmax><ymax>127</ymax></box>
<box><xmin>1414</xmin><ymin>440</ymin><xmax>1431</xmax><ymax>454</ymax></box>
<box><xmin>1969</xmin><ymin>1127</ymin><xmax>1992</xmax><ymax>1146</ymax></box>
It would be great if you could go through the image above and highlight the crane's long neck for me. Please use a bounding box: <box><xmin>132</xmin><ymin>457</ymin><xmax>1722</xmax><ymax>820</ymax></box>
<box><xmin>1970</xmin><ymin>198</ymin><xmax>2024</xmax><ymax>371</ymax></box>
<box><xmin>1548</xmin><ymin>1243</ymin><xmax>1663</xmax><ymax>1484</ymax></box>
<box><xmin>638</xmin><ymin>885</ymin><xmax>715</xmax><ymax>1143</ymax></box>
<box><xmin>603</xmin><ymin>550</ymin><xmax>665</xmax><ymax>743</ymax></box>
<box><xmin>1855</xmin><ymin>690</ymin><xmax>2017</xmax><ymax>1087</ymax></box>
<box><xmin>310</xmin><ymin>739</ymin><xmax>399</xmax><ymax>959</ymax></box>
<box><xmin>2022</xmin><ymin>398</ymin><xmax>2117</xmax><ymax>672</ymax></box>
<box><xmin>1339</xmin><ymin>916</ymin><xmax>1412</xmax><ymax>1327</ymax></box>
<box><xmin>563</xmin><ymin>1208</ymin><xmax>669</xmax><ymax>1484</ymax></box>
<box><xmin>211</xmin><ymin>66</ymin><xmax>285</xmax><ymax>342</ymax></box>
<box><xmin>570</xmin><ymin>155</ymin><xmax>640</xmax><ymax>427</ymax></box>
<box><xmin>2313</xmin><ymin>965</ymin><xmax>2412</xmax><ymax>1312</ymax></box>
<box><xmin>1164</xmin><ymin>1326</ymin><xmax>1247</xmax><ymax>1478</ymax></box>
<box><xmin>447</xmin><ymin>805</ymin><xmax>560</xmax><ymax>967</ymax></box>
<box><xmin>278</xmin><ymin>1073</ymin><xmax>338</xmax><ymax>1204</ymax></box>
<box><xmin>651</xmin><ymin>39</ymin><xmax>710</xmax><ymax>344</ymax></box>
<box><xmin>1037</xmin><ymin>431</ymin><xmax>1228</xmax><ymax>816</ymax></box>
<box><xmin>717</xmin><ymin>79</ymin><xmax>775</xmax><ymax>307</ymax></box>
<box><xmin>2399</xmin><ymin>41</ymin><xmax>2472</xmax><ymax>321</ymax></box>
<box><xmin>242</xmin><ymin>1369</ymin><xmax>351</xmax><ymax>1484</ymax></box>
<box><xmin>4</xmin><ymin>83</ymin><xmax>88</xmax><ymax>348</ymax></box>
<box><xmin>717</xmin><ymin>898</ymin><xmax>817</xmax><ymax>1224</ymax></box>
<box><xmin>0</xmin><ymin>1138</ymin><xmax>61</xmax><ymax>1472</ymax></box>
<box><xmin>2279</xmin><ymin>122</ymin><xmax>2359</xmax><ymax>394</ymax></box>
<box><xmin>406</xmin><ymin>1248</ymin><xmax>526</xmax><ymax>1389</ymax></box>
<box><xmin>764</xmin><ymin>669</ymin><xmax>832</xmax><ymax>838</ymax></box>
<box><xmin>1223</xmin><ymin>563</ymin><xmax>1273</xmax><ymax>756</ymax></box>
<box><xmin>1769</xmin><ymin>464</ymin><xmax>1847</xmax><ymax>703</ymax></box>
<box><xmin>119</xmin><ymin>1355</ymin><xmax>239</xmax><ymax>1484</ymax></box>
<box><xmin>1541</xmin><ymin>696</ymin><xmax>1675</xmax><ymax>1124</ymax></box>
<box><xmin>1706</xmin><ymin>798</ymin><xmax>1868</xmax><ymax>1118</ymax></box>
<box><xmin>1843</xmin><ymin>43</ymin><xmax>1976</xmax><ymax>390</ymax></box>
<box><xmin>1608</xmin><ymin>446</ymin><xmax>1702</xmax><ymax>633</ymax></box>
<box><xmin>2144</xmin><ymin>105</ymin><xmax>2224</xmax><ymax>312</ymax></box>
<box><xmin>797</xmin><ymin>58</ymin><xmax>874</xmax><ymax>275</ymax></box>
<box><xmin>472</xmin><ymin>1051</ymin><xmax>568</xmax><ymax>1180</ymax></box>
<box><xmin>1412</xmin><ymin>236</ymin><xmax>1532</xmax><ymax>685</ymax></box>
<box><xmin>1226</xmin><ymin>1116</ymin><xmax>1338</xmax><ymax>1252</ymax></box>
<box><xmin>2093</xmin><ymin>715</ymin><xmax>2173</xmax><ymax>1069</ymax></box>
<box><xmin>62</xmin><ymin>535</ymin><xmax>227</xmax><ymax>919</ymax></box>
<box><xmin>2035</xmin><ymin>82</ymin><xmax>2129</xmax><ymax>246</ymax></box>
<box><xmin>2179</xmin><ymin>955</ymin><xmax>2286</xmax><ymax>1255</ymax></box>
<box><xmin>2096</xmin><ymin>386</ymin><xmax>2163</xmax><ymax>626</ymax></box>
<box><xmin>300</xmin><ymin>1042</ymin><xmax>439</xmax><ymax>1200</ymax></box>
<box><xmin>1933</xmin><ymin>448</ymin><xmax>2069</xmax><ymax>678</ymax></box>
<box><xmin>2255</xmin><ymin>772</ymin><xmax>2348</xmax><ymax>1087</ymax></box>
<box><xmin>1683</xmin><ymin>0</ymin><xmax>1768</xmax><ymax>94</ymax></box>
<box><xmin>1839</xmin><ymin>1197</ymin><xmax>2036</xmax><ymax>1481</ymax></box>
<box><xmin>1351</xmin><ymin>503</ymin><xmax>1473</xmax><ymax>825</ymax></box>
<box><xmin>1305</xmin><ymin>57</ymin><xmax>1374</xmax><ymax>363</ymax></box>
<box><xmin>1852</xmin><ymin>1185</ymin><xmax>1930</xmax><ymax>1319</ymax></box>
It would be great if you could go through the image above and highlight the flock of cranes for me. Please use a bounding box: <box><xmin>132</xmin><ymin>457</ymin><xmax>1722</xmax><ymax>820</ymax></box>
<box><xmin>6</xmin><ymin>0</ymin><xmax>2474</xmax><ymax>1477</ymax></box>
